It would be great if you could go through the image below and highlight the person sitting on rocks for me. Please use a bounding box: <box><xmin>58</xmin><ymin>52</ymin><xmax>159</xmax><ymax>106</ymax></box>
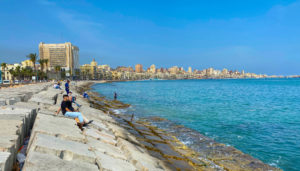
<box><xmin>68</xmin><ymin>91</ymin><xmax>81</xmax><ymax>108</ymax></box>
<box><xmin>83</xmin><ymin>92</ymin><xmax>89</xmax><ymax>99</ymax></box>
<box><xmin>53</xmin><ymin>82</ymin><xmax>61</xmax><ymax>89</ymax></box>
<box><xmin>56</xmin><ymin>95</ymin><xmax>92</xmax><ymax>130</ymax></box>
<box><xmin>67</xmin><ymin>93</ymin><xmax>93</xmax><ymax>126</ymax></box>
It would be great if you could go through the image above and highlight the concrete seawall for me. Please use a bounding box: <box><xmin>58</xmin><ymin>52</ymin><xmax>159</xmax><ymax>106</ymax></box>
<box><xmin>0</xmin><ymin>82</ymin><xmax>281</xmax><ymax>171</ymax></box>
<box><xmin>0</xmin><ymin>82</ymin><xmax>171</xmax><ymax>171</ymax></box>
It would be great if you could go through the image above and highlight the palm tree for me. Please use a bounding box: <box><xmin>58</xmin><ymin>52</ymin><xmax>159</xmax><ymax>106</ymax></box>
<box><xmin>55</xmin><ymin>65</ymin><xmax>61</xmax><ymax>80</ymax></box>
<box><xmin>9</xmin><ymin>68</ymin><xmax>16</xmax><ymax>81</ymax></box>
<box><xmin>38</xmin><ymin>59</ymin><xmax>46</xmax><ymax>80</ymax></box>
<box><xmin>44</xmin><ymin>59</ymin><xmax>49</xmax><ymax>79</ymax></box>
<box><xmin>27</xmin><ymin>53</ymin><xmax>38</xmax><ymax>81</ymax></box>
<box><xmin>15</xmin><ymin>66</ymin><xmax>21</xmax><ymax>81</ymax></box>
<box><xmin>38</xmin><ymin>59</ymin><xmax>45</xmax><ymax>72</ymax></box>
<box><xmin>1</xmin><ymin>62</ymin><xmax>7</xmax><ymax>80</ymax></box>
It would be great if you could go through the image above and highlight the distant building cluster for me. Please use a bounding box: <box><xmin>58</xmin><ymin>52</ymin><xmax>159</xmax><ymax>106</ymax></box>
<box><xmin>78</xmin><ymin>60</ymin><xmax>268</xmax><ymax>80</ymax></box>
<box><xmin>1</xmin><ymin>42</ymin><xmax>270</xmax><ymax>83</ymax></box>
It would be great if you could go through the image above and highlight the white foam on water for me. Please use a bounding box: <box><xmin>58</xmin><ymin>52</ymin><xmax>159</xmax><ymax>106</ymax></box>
<box><xmin>112</xmin><ymin>108</ymin><xmax>128</xmax><ymax>114</ymax></box>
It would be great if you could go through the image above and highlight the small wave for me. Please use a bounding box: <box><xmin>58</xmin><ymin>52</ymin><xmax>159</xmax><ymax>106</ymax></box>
<box><xmin>268</xmin><ymin>156</ymin><xmax>281</xmax><ymax>168</ymax></box>
<box><xmin>237</xmin><ymin>135</ymin><xmax>243</xmax><ymax>139</ymax></box>
<box><xmin>111</xmin><ymin>108</ymin><xmax>128</xmax><ymax>114</ymax></box>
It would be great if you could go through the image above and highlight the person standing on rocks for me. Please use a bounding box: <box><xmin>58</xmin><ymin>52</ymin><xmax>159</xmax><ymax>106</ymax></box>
<box><xmin>65</xmin><ymin>80</ymin><xmax>70</xmax><ymax>94</ymax></box>
<box><xmin>114</xmin><ymin>92</ymin><xmax>117</xmax><ymax>100</ymax></box>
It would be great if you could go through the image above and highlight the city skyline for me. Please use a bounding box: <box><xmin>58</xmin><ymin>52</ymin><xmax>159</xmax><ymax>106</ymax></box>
<box><xmin>1</xmin><ymin>0</ymin><xmax>300</xmax><ymax>75</ymax></box>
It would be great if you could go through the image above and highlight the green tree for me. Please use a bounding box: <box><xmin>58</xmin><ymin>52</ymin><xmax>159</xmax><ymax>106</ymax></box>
<box><xmin>38</xmin><ymin>59</ymin><xmax>47</xmax><ymax>80</ymax></box>
<box><xmin>1</xmin><ymin>63</ymin><xmax>7</xmax><ymax>80</ymax></box>
<box><xmin>9</xmin><ymin>68</ymin><xmax>17</xmax><ymax>81</ymax></box>
<box><xmin>15</xmin><ymin>66</ymin><xmax>21</xmax><ymax>80</ymax></box>
<box><xmin>21</xmin><ymin>67</ymin><xmax>33</xmax><ymax>80</ymax></box>
<box><xmin>55</xmin><ymin>65</ymin><xmax>61</xmax><ymax>80</ymax></box>
<box><xmin>44</xmin><ymin>59</ymin><xmax>49</xmax><ymax>78</ymax></box>
<box><xmin>38</xmin><ymin>59</ymin><xmax>45</xmax><ymax>72</ymax></box>
<box><xmin>27</xmin><ymin>53</ymin><xmax>38</xmax><ymax>81</ymax></box>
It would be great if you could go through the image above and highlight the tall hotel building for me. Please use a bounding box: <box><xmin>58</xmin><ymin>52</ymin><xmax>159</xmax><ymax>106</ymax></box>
<box><xmin>39</xmin><ymin>42</ymin><xmax>79</xmax><ymax>77</ymax></box>
<box><xmin>135</xmin><ymin>64</ymin><xmax>143</xmax><ymax>73</ymax></box>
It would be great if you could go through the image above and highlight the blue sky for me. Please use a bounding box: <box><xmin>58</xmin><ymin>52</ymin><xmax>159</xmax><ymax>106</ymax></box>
<box><xmin>0</xmin><ymin>0</ymin><xmax>300</xmax><ymax>75</ymax></box>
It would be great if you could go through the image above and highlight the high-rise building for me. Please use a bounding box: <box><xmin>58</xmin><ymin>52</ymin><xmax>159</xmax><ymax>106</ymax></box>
<box><xmin>206</xmin><ymin>68</ymin><xmax>214</xmax><ymax>76</ymax></box>
<box><xmin>39</xmin><ymin>42</ymin><xmax>79</xmax><ymax>77</ymax></box>
<box><xmin>168</xmin><ymin>66</ymin><xmax>179</xmax><ymax>74</ymax></box>
<box><xmin>188</xmin><ymin>67</ymin><xmax>192</xmax><ymax>73</ymax></box>
<box><xmin>222</xmin><ymin>68</ymin><xmax>229</xmax><ymax>75</ymax></box>
<box><xmin>150</xmin><ymin>64</ymin><xmax>156</xmax><ymax>73</ymax></box>
<box><xmin>135</xmin><ymin>64</ymin><xmax>143</xmax><ymax>73</ymax></box>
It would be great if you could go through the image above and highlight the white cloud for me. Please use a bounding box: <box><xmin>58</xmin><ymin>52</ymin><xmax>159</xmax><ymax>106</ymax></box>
<box><xmin>56</xmin><ymin>10</ymin><xmax>103</xmax><ymax>42</ymax></box>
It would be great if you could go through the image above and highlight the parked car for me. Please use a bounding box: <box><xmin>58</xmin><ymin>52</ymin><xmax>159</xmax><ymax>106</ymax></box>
<box><xmin>14</xmin><ymin>80</ymin><xmax>19</xmax><ymax>84</ymax></box>
<box><xmin>3</xmin><ymin>80</ymin><xmax>10</xmax><ymax>84</ymax></box>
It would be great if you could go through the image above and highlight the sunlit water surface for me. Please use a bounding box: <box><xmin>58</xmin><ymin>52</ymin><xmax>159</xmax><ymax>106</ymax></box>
<box><xmin>93</xmin><ymin>79</ymin><xmax>300</xmax><ymax>171</ymax></box>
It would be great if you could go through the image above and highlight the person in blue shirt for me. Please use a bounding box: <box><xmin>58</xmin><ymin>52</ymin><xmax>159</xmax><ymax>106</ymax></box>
<box><xmin>65</xmin><ymin>80</ymin><xmax>70</xmax><ymax>94</ymax></box>
<box><xmin>83</xmin><ymin>92</ymin><xmax>89</xmax><ymax>100</ymax></box>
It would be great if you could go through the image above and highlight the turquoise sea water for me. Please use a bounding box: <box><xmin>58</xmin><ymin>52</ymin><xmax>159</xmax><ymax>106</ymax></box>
<box><xmin>93</xmin><ymin>79</ymin><xmax>300</xmax><ymax>171</ymax></box>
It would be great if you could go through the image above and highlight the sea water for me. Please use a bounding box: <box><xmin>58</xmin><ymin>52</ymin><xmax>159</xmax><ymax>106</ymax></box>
<box><xmin>93</xmin><ymin>79</ymin><xmax>300</xmax><ymax>171</ymax></box>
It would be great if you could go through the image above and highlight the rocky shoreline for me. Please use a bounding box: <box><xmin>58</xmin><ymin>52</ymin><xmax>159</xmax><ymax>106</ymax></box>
<box><xmin>0</xmin><ymin>81</ymin><xmax>281</xmax><ymax>171</ymax></box>
<box><xmin>85</xmin><ymin>81</ymin><xmax>282</xmax><ymax>171</ymax></box>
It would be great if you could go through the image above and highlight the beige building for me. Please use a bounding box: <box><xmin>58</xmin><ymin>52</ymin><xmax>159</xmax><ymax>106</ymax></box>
<box><xmin>98</xmin><ymin>65</ymin><xmax>111</xmax><ymax>71</ymax></box>
<box><xmin>168</xmin><ymin>66</ymin><xmax>179</xmax><ymax>74</ymax></box>
<box><xmin>39</xmin><ymin>42</ymin><xmax>79</xmax><ymax>77</ymax></box>
<box><xmin>116</xmin><ymin>66</ymin><xmax>134</xmax><ymax>72</ymax></box>
<box><xmin>135</xmin><ymin>64</ymin><xmax>143</xmax><ymax>73</ymax></box>
<box><xmin>1</xmin><ymin>63</ymin><xmax>21</xmax><ymax>81</ymax></box>
<box><xmin>149</xmin><ymin>64</ymin><xmax>156</xmax><ymax>73</ymax></box>
<box><xmin>188</xmin><ymin>67</ymin><xmax>192</xmax><ymax>73</ymax></box>
<box><xmin>80</xmin><ymin>59</ymin><xmax>98</xmax><ymax>80</ymax></box>
<box><xmin>21</xmin><ymin>60</ymin><xmax>34</xmax><ymax>68</ymax></box>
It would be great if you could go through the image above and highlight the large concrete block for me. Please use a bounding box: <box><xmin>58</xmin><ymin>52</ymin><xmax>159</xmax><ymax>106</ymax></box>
<box><xmin>117</xmin><ymin>138</ymin><xmax>165</xmax><ymax>171</ymax></box>
<box><xmin>0</xmin><ymin>107</ymin><xmax>35</xmax><ymax>137</ymax></box>
<box><xmin>0</xmin><ymin>99</ymin><xmax>6</xmax><ymax>106</ymax></box>
<box><xmin>29</xmin><ymin>134</ymin><xmax>95</xmax><ymax>164</ymax></box>
<box><xmin>14</xmin><ymin>102</ymin><xmax>40</xmax><ymax>111</ymax></box>
<box><xmin>87</xmin><ymin>137</ymin><xmax>126</xmax><ymax>160</ymax></box>
<box><xmin>5</xmin><ymin>98</ymin><xmax>16</xmax><ymax>105</ymax></box>
<box><xmin>0</xmin><ymin>120</ymin><xmax>24</xmax><ymax>154</ymax></box>
<box><xmin>29</xmin><ymin>97</ymin><xmax>54</xmax><ymax>105</ymax></box>
<box><xmin>23</xmin><ymin>152</ymin><xmax>99</xmax><ymax>171</ymax></box>
<box><xmin>90</xmin><ymin>121</ymin><xmax>110</xmax><ymax>132</ymax></box>
<box><xmin>85</xmin><ymin>128</ymin><xmax>116</xmax><ymax>145</ymax></box>
<box><xmin>28</xmin><ymin>114</ymin><xmax>86</xmax><ymax>153</ymax></box>
<box><xmin>95</xmin><ymin>151</ymin><xmax>136</xmax><ymax>171</ymax></box>
<box><xmin>0</xmin><ymin>152</ymin><xmax>12</xmax><ymax>171</ymax></box>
